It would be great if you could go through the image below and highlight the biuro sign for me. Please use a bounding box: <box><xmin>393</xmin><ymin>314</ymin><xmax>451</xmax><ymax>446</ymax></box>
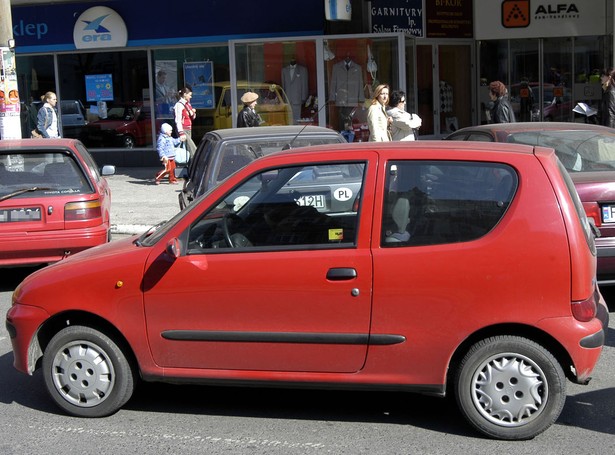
<box><xmin>502</xmin><ymin>0</ymin><xmax>530</xmax><ymax>28</ymax></box>
<box><xmin>73</xmin><ymin>6</ymin><xmax>128</xmax><ymax>49</ymax></box>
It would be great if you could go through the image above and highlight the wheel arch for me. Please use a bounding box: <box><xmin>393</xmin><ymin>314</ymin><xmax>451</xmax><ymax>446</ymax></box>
<box><xmin>446</xmin><ymin>323</ymin><xmax>574</xmax><ymax>392</ymax></box>
<box><xmin>33</xmin><ymin>310</ymin><xmax>139</xmax><ymax>376</ymax></box>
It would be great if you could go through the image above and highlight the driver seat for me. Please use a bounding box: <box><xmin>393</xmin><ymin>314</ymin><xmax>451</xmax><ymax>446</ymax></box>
<box><xmin>384</xmin><ymin>197</ymin><xmax>410</xmax><ymax>243</ymax></box>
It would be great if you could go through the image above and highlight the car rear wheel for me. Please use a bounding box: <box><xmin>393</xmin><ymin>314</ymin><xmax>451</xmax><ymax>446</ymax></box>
<box><xmin>42</xmin><ymin>325</ymin><xmax>135</xmax><ymax>417</ymax></box>
<box><xmin>454</xmin><ymin>335</ymin><xmax>566</xmax><ymax>440</ymax></box>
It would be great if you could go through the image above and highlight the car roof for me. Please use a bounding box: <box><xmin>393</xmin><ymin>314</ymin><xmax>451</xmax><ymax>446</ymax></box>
<box><xmin>207</xmin><ymin>126</ymin><xmax>344</xmax><ymax>141</ymax></box>
<box><xmin>451</xmin><ymin>122</ymin><xmax>613</xmax><ymax>135</ymax></box>
<box><xmin>265</xmin><ymin>139</ymin><xmax>537</xmax><ymax>160</ymax></box>
<box><xmin>0</xmin><ymin>138</ymin><xmax>82</xmax><ymax>150</ymax></box>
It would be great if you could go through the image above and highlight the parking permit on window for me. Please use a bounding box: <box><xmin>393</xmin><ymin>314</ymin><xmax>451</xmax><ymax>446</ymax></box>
<box><xmin>329</xmin><ymin>228</ymin><xmax>344</xmax><ymax>241</ymax></box>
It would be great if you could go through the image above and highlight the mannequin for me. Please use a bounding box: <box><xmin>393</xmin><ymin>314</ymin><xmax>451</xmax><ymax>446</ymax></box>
<box><xmin>281</xmin><ymin>58</ymin><xmax>308</xmax><ymax>123</ymax></box>
<box><xmin>329</xmin><ymin>54</ymin><xmax>364</xmax><ymax>132</ymax></box>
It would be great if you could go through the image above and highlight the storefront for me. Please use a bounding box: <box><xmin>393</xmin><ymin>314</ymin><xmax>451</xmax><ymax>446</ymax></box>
<box><xmin>7</xmin><ymin>0</ymin><xmax>615</xmax><ymax>162</ymax></box>
<box><xmin>474</xmin><ymin>0</ymin><xmax>614</xmax><ymax>124</ymax></box>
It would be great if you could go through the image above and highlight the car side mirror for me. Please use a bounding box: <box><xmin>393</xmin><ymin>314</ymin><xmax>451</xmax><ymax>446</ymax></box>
<box><xmin>101</xmin><ymin>165</ymin><xmax>116</xmax><ymax>176</ymax></box>
<box><xmin>166</xmin><ymin>238</ymin><xmax>181</xmax><ymax>259</ymax></box>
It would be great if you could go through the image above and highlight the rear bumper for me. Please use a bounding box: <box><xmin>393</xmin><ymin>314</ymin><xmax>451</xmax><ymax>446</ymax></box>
<box><xmin>0</xmin><ymin>226</ymin><xmax>109</xmax><ymax>267</ymax></box>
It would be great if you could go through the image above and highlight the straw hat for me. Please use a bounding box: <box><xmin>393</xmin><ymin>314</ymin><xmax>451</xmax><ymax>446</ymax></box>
<box><xmin>240</xmin><ymin>91</ymin><xmax>259</xmax><ymax>104</ymax></box>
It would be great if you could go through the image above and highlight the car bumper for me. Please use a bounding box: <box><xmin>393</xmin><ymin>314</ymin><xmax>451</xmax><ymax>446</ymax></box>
<box><xmin>0</xmin><ymin>226</ymin><xmax>109</xmax><ymax>267</ymax></box>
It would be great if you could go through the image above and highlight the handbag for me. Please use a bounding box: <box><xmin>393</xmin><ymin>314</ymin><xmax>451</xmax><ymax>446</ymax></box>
<box><xmin>174</xmin><ymin>142</ymin><xmax>189</xmax><ymax>165</ymax></box>
<box><xmin>31</xmin><ymin>128</ymin><xmax>43</xmax><ymax>138</ymax></box>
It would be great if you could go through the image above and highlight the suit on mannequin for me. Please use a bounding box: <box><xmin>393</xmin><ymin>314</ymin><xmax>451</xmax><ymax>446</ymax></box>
<box><xmin>329</xmin><ymin>57</ymin><xmax>364</xmax><ymax>107</ymax></box>
<box><xmin>282</xmin><ymin>60</ymin><xmax>308</xmax><ymax>123</ymax></box>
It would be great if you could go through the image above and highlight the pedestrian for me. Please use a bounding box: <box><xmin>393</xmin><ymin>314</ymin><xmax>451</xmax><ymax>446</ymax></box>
<box><xmin>174</xmin><ymin>86</ymin><xmax>197</xmax><ymax>159</ymax></box>
<box><xmin>386</xmin><ymin>90</ymin><xmax>422</xmax><ymax>141</ymax></box>
<box><xmin>367</xmin><ymin>84</ymin><xmax>392</xmax><ymax>141</ymax></box>
<box><xmin>488</xmin><ymin>81</ymin><xmax>516</xmax><ymax>123</ymax></box>
<box><xmin>600</xmin><ymin>67</ymin><xmax>615</xmax><ymax>128</ymax></box>
<box><xmin>237</xmin><ymin>91</ymin><xmax>263</xmax><ymax>127</ymax></box>
<box><xmin>36</xmin><ymin>91</ymin><xmax>60</xmax><ymax>138</ymax></box>
<box><xmin>155</xmin><ymin>123</ymin><xmax>184</xmax><ymax>185</ymax></box>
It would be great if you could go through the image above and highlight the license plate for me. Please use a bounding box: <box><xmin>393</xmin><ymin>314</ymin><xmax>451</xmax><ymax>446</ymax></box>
<box><xmin>296</xmin><ymin>194</ymin><xmax>326</xmax><ymax>209</ymax></box>
<box><xmin>603</xmin><ymin>205</ymin><xmax>615</xmax><ymax>223</ymax></box>
<box><xmin>0</xmin><ymin>207</ymin><xmax>42</xmax><ymax>223</ymax></box>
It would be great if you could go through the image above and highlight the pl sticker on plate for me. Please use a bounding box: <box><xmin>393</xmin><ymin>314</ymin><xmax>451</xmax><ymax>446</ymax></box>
<box><xmin>333</xmin><ymin>187</ymin><xmax>353</xmax><ymax>202</ymax></box>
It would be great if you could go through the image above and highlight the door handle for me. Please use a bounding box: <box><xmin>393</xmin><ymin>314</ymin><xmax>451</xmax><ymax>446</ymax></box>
<box><xmin>326</xmin><ymin>267</ymin><xmax>357</xmax><ymax>281</ymax></box>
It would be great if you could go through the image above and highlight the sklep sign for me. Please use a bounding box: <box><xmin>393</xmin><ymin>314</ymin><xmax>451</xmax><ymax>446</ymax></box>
<box><xmin>73</xmin><ymin>6</ymin><xmax>128</xmax><ymax>49</ymax></box>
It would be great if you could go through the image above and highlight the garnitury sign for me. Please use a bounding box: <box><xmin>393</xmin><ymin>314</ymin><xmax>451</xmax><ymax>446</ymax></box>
<box><xmin>474</xmin><ymin>0</ymin><xmax>607</xmax><ymax>39</ymax></box>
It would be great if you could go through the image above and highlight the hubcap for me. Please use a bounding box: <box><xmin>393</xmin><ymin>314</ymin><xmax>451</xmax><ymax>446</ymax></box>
<box><xmin>471</xmin><ymin>353</ymin><xmax>547</xmax><ymax>427</ymax></box>
<box><xmin>51</xmin><ymin>341</ymin><xmax>115</xmax><ymax>408</ymax></box>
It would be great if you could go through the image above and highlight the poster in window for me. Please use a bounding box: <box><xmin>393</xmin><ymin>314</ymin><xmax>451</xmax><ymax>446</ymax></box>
<box><xmin>183</xmin><ymin>61</ymin><xmax>214</xmax><ymax>109</ymax></box>
<box><xmin>85</xmin><ymin>74</ymin><xmax>114</xmax><ymax>102</ymax></box>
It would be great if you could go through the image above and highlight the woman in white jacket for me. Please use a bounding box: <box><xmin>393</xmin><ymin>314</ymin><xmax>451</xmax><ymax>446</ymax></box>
<box><xmin>386</xmin><ymin>90</ymin><xmax>422</xmax><ymax>141</ymax></box>
<box><xmin>367</xmin><ymin>84</ymin><xmax>392</xmax><ymax>142</ymax></box>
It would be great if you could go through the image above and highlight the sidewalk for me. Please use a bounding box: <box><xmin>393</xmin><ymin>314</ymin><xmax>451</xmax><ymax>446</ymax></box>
<box><xmin>105</xmin><ymin>167</ymin><xmax>182</xmax><ymax>235</ymax></box>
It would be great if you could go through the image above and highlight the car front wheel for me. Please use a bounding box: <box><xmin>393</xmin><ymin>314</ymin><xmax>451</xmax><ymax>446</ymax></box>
<box><xmin>454</xmin><ymin>335</ymin><xmax>566</xmax><ymax>440</ymax></box>
<box><xmin>42</xmin><ymin>325</ymin><xmax>136</xmax><ymax>417</ymax></box>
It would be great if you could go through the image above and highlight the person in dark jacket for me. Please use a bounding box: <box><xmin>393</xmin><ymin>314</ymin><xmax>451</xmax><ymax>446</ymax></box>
<box><xmin>488</xmin><ymin>81</ymin><xmax>516</xmax><ymax>124</ymax></box>
<box><xmin>237</xmin><ymin>91</ymin><xmax>263</xmax><ymax>127</ymax></box>
<box><xmin>600</xmin><ymin>68</ymin><xmax>615</xmax><ymax>128</ymax></box>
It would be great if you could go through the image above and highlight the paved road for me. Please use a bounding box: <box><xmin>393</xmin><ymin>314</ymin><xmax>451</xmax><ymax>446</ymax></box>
<box><xmin>106</xmin><ymin>167</ymin><xmax>182</xmax><ymax>236</ymax></box>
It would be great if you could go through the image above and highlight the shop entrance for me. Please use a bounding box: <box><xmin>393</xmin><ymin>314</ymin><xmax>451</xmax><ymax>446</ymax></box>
<box><xmin>416</xmin><ymin>42</ymin><xmax>474</xmax><ymax>138</ymax></box>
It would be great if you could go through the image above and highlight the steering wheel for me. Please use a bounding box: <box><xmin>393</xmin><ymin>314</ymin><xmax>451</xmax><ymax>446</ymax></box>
<box><xmin>222</xmin><ymin>213</ymin><xmax>252</xmax><ymax>248</ymax></box>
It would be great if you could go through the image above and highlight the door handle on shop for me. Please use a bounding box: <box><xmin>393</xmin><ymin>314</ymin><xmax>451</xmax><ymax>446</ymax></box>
<box><xmin>326</xmin><ymin>268</ymin><xmax>357</xmax><ymax>281</ymax></box>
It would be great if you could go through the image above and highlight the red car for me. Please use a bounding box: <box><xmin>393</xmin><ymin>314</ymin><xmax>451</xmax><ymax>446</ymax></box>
<box><xmin>7</xmin><ymin>141</ymin><xmax>607</xmax><ymax>440</ymax></box>
<box><xmin>446</xmin><ymin>122</ymin><xmax>615</xmax><ymax>286</ymax></box>
<box><xmin>0</xmin><ymin>139</ymin><xmax>115</xmax><ymax>267</ymax></box>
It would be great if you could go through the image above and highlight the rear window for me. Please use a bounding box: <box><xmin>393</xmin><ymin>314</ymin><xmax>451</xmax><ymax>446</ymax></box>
<box><xmin>381</xmin><ymin>160</ymin><xmax>517</xmax><ymax>247</ymax></box>
<box><xmin>0</xmin><ymin>151</ymin><xmax>91</xmax><ymax>198</ymax></box>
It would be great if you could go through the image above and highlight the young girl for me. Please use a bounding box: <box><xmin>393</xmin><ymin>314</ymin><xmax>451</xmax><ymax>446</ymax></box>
<box><xmin>155</xmin><ymin>123</ymin><xmax>184</xmax><ymax>184</ymax></box>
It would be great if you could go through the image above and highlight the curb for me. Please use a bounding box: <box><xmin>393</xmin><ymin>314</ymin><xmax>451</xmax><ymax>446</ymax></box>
<box><xmin>111</xmin><ymin>224</ymin><xmax>153</xmax><ymax>235</ymax></box>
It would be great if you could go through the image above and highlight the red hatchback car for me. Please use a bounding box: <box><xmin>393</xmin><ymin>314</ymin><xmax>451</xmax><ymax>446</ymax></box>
<box><xmin>446</xmin><ymin>122</ymin><xmax>615</xmax><ymax>286</ymax></box>
<box><xmin>6</xmin><ymin>141</ymin><xmax>607</xmax><ymax>440</ymax></box>
<box><xmin>0</xmin><ymin>139</ymin><xmax>114</xmax><ymax>266</ymax></box>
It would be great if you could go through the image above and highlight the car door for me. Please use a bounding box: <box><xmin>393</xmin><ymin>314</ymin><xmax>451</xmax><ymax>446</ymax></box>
<box><xmin>143</xmin><ymin>156</ymin><xmax>376</xmax><ymax>373</ymax></box>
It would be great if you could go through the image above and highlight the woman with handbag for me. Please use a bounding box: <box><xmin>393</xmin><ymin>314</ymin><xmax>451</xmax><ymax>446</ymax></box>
<box><xmin>386</xmin><ymin>90</ymin><xmax>422</xmax><ymax>141</ymax></box>
<box><xmin>174</xmin><ymin>86</ymin><xmax>197</xmax><ymax>160</ymax></box>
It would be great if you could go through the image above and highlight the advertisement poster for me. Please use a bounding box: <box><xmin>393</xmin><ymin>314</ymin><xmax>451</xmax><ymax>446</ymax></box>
<box><xmin>85</xmin><ymin>74</ymin><xmax>114</xmax><ymax>102</ymax></box>
<box><xmin>0</xmin><ymin>47</ymin><xmax>22</xmax><ymax>139</ymax></box>
<box><xmin>183</xmin><ymin>61</ymin><xmax>215</xmax><ymax>109</ymax></box>
<box><xmin>155</xmin><ymin>60</ymin><xmax>177</xmax><ymax>118</ymax></box>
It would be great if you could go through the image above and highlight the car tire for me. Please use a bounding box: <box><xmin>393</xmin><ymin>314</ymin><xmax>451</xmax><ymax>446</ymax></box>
<box><xmin>122</xmin><ymin>135</ymin><xmax>135</xmax><ymax>148</ymax></box>
<box><xmin>42</xmin><ymin>325</ymin><xmax>136</xmax><ymax>417</ymax></box>
<box><xmin>454</xmin><ymin>335</ymin><xmax>566</xmax><ymax>440</ymax></box>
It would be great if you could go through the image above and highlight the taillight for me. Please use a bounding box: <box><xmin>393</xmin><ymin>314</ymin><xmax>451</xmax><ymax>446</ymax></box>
<box><xmin>583</xmin><ymin>201</ymin><xmax>601</xmax><ymax>227</ymax></box>
<box><xmin>571</xmin><ymin>294</ymin><xmax>597</xmax><ymax>322</ymax></box>
<box><xmin>64</xmin><ymin>200</ymin><xmax>102</xmax><ymax>221</ymax></box>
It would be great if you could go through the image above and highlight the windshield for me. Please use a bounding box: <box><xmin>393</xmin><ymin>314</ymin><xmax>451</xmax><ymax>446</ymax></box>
<box><xmin>507</xmin><ymin>130</ymin><xmax>615</xmax><ymax>172</ymax></box>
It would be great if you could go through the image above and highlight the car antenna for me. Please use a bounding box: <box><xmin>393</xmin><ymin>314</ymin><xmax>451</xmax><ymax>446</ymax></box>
<box><xmin>284</xmin><ymin>99</ymin><xmax>332</xmax><ymax>150</ymax></box>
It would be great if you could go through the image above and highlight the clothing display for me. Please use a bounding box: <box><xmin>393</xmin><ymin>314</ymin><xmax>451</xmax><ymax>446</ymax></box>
<box><xmin>329</xmin><ymin>58</ymin><xmax>365</xmax><ymax>107</ymax></box>
<box><xmin>282</xmin><ymin>62</ymin><xmax>308</xmax><ymax>123</ymax></box>
<box><xmin>439</xmin><ymin>81</ymin><xmax>454</xmax><ymax>113</ymax></box>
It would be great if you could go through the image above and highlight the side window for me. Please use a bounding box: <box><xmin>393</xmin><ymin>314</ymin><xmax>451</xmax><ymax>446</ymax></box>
<box><xmin>187</xmin><ymin>162</ymin><xmax>365</xmax><ymax>252</ymax></box>
<box><xmin>381</xmin><ymin>160</ymin><xmax>517</xmax><ymax>247</ymax></box>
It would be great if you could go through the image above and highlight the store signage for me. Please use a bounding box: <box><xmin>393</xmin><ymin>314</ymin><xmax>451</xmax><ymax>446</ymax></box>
<box><xmin>73</xmin><ymin>6</ymin><xmax>128</xmax><ymax>49</ymax></box>
<box><xmin>475</xmin><ymin>0</ymin><xmax>606</xmax><ymax>39</ymax></box>
<box><xmin>371</xmin><ymin>0</ymin><xmax>424</xmax><ymax>37</ymax></box>
<box><xmin>426</xmin><ymin>0</ymin><xmax>473</xmax><ymax>38</ymax></box>
<box><xmin>325</xmin><ymin>0</ymin><xmax>352</xmax><ymax>21</ymax></box>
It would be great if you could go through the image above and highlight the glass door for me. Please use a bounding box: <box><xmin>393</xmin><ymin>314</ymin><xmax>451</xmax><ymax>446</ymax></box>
<box><xmin>417</xmin><ymin>42</ymin><xmax>473</xmax><ymax>138</ymax></box>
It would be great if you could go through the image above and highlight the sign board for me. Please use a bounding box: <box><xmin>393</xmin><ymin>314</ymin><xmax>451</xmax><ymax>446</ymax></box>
<box><xmin>370</xmin><ymin>0</ymin><xmax>424</xmax><ymax>37</ymax></box>
<box><xmin>183</xmin><ymin>62</ymin><xmax>215</xmax><ymax>109</ymax></box>
<box><xmin>85</xmin><ymin>74</ymin><xmax>114</xmax><ymax>102</ymax></box>
<box><xmin>475</xmin><ymin>0</ymin><xmax>607</xmax><ymax>40</ymax></box>
<box><xmin>73</xmin><ymin>6</ymin><xmax>128</xmax><ymax>50</ymax></box>
<box><xmin>0</xmin><ymin>48</ymin><xmax>21</xmax><ymax>139</ymax></box>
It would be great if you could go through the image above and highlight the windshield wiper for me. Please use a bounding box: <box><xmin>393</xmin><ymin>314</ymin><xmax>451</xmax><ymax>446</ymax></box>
<box><xmin>0</xmin><ymin>186</ymin><xmax>51</xmax><ymax>202</ymax></box>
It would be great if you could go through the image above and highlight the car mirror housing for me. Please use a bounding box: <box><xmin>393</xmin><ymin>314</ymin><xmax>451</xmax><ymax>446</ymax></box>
<box><xmin>165</xmin><ymin>238</ymin><xmax>181</xmax><ymax>259</ymax></box>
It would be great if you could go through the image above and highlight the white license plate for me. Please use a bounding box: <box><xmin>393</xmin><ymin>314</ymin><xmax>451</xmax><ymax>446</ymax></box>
<box><xmin>297</xmin><ymin>194</ymin><xmax>326</xmax><ymax>209</ymax></box>
<box><xmin>603</xmin><ymin>205</ymin><xmax>615</xmax><ymax>223</ymax></box>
